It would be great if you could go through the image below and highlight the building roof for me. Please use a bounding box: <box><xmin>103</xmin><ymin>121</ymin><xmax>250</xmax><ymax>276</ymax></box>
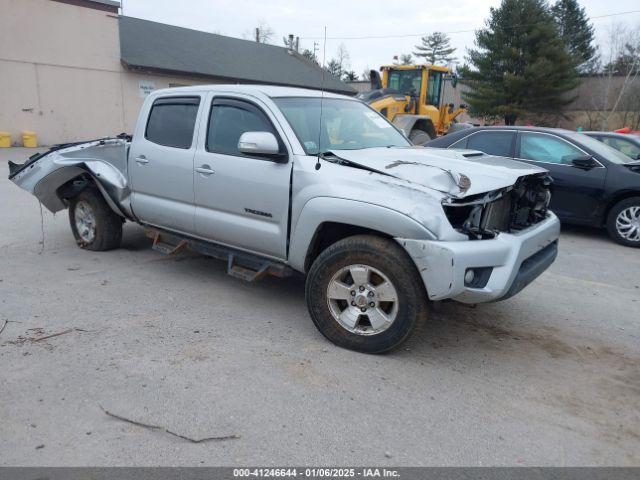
<box><xmin>118</xmin><ymin>16</ymin><xmax>355</xmax><ymax>95</ymax></box>
<box><xmin>52</xmin><ymin>0</ymin><xmax>120</xmax><ymax>13</ymax></box>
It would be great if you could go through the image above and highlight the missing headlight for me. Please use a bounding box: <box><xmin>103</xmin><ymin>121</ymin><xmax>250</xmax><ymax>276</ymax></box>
<box><xmin>443</xmin><ymin>173</ymin><xmax>552</xmax><ymax>240</ymax></box>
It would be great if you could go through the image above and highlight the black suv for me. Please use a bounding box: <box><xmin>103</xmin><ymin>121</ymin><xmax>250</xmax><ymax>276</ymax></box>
<box><xmin>426</xmin><ymin>126</ymin><xmax>640</xmax><ymax>247</ymax></box>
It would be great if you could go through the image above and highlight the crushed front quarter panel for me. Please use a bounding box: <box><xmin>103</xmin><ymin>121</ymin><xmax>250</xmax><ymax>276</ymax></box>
<box><xmin>8</xmin><ymin>139</ymin><xmax>132</xmax><ymax>217</ymax></box>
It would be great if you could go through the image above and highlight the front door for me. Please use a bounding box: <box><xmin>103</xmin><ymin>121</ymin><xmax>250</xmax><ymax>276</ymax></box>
<box><xmin>129</xmin><ymin>95</ymin><xmax>202</xmax><ymax>233</ymax></box>
<box><xmin>193</xmin><ymin>96</ymin><xmax>292</xmax><ymax>259</ymax></box>
<box><xmin>515</xmin><ymin>131</ymin><xmax>606</xmax><ymax>223</ymax></box>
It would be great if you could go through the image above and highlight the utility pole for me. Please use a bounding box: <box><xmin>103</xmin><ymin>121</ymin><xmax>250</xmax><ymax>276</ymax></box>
<box><xmin>255</xmin><ymin>27</ymin><xmax>260</xmax><ymax>43</ymax></box>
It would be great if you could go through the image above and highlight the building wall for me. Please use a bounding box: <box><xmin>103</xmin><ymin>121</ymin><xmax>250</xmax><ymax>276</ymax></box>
<box><xmin>0</xmin><ymin>0</ymin><xmax>124</xmax><ymax>145</ymax></box>
<box><xmin>0</xmin><ymin>0</ymin><xmax>221</xmax><ymax>146</ymax></box>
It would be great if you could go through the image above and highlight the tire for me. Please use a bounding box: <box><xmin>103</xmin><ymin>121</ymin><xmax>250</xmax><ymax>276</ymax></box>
<box><xmin>68</xmin><ymin>188</ymin><xmax>122</xmax><ymax>251</ymax></box>
<box><xmin>606</xmin><ymin>197</ymin><xmax>640</xmax><ymax>247</ymax></box>
<box><xmin>409</xmin><ymin>129</ymin><xmax>433</xmax><ymax>145</ymax></box>
<box><xmin>305</xmin><ymin>235</ymin><xmax>428</xmax><ymax>353</ymax></box>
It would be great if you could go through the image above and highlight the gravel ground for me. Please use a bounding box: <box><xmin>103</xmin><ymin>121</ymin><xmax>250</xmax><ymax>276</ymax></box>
<box><xmin>1</xmin><ymin>148</ymin><xmax>639</xmax><ymax>466</ymax></box>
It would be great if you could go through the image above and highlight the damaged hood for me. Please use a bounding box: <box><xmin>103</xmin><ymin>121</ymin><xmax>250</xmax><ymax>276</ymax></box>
<box><xmin>330</xmin><ymin>147</ymin><xmax>547</xmax><ymax>198</ymax></box>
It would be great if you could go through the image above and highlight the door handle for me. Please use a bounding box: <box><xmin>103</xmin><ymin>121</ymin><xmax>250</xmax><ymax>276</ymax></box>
<box><xmin>196</xmin><ymin>165</ymin><xmax>215</xmax><ymax>175</ymax></box>
<box><xmin>135</xmin><ymin>155</ymin><xmax>149</xmax><ymax>165</ymax></box>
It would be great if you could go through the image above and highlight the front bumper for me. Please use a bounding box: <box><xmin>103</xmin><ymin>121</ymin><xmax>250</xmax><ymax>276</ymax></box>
<box><xmin>397</xmin><ymin>213</ymin><xmax>560</xmax><ymax>304</ymax></box>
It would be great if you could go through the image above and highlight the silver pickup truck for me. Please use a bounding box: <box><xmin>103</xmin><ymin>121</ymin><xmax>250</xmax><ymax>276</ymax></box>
<box><xmin>8</xmin><ymin>85</ymin><xmax>560</xmax><ymax>353</ymax></box>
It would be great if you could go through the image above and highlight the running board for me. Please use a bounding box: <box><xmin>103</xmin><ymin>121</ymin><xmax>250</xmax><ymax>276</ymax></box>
<box><xmin>146</xmin><ymin>229</ymin><xmax>292</xmax><ymax>282</ymax></box>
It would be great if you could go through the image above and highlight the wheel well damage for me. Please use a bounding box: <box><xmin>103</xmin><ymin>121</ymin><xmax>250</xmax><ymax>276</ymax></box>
<box><xmin>304</xmin><ymin>222</ymin><xmax>392</xmax><ymax>271</ymax></box>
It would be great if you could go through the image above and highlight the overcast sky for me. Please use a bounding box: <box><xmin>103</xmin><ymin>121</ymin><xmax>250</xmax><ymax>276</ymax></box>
<box><xmin>122</xmin><ymin>0</ymin><xmax>640</xmax><ymax>77</ymax></box>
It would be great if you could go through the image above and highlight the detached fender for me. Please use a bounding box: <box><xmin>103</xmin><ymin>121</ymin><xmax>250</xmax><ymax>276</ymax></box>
<box><xmin>287</xmin><ymin>196</ymin><xmax>436</xmax><ymax>272</ymax></box>
<box><xmin>9</xmin><ymin>139</ymin><xmax>132</xmax><ymax>218</ymax></box>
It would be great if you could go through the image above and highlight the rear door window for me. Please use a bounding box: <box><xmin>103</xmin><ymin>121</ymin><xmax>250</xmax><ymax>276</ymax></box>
<box><xmin>145</xmin><ymin>97</ymin><xmax>200</xmax><ymax>149</ymax></box>
<box><xmin>465</xmin><ymin>131</ymin><xmax>515</xmax><ymax>157</ymax></box>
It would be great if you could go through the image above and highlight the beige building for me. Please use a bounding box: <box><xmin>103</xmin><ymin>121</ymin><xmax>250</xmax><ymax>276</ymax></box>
<box><xmin>1</xmin><ymin>0</ymin><xmax>353</xmax><ymax>146</ymax></box>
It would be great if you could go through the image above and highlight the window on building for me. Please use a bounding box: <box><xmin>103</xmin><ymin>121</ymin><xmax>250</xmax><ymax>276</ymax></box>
<box><xmin>145</xmin><ymin>97</ymin><xmax>200</xmax><ymax>149</ymax></box>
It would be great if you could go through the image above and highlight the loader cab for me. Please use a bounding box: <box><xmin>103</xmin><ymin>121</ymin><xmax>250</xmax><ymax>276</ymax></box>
<box><xmin>381</xmin><ymin>65</ymin><xmax>448</xmax><ymax>111</ymax></box>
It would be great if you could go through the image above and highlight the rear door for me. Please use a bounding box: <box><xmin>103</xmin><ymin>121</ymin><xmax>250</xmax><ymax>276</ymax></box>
<box><xmin>129</xmin><ymin>95</ymin><xmax>202</xmax><ymax>233</ymax></box>
<box><xmin>515</xmin><ymin>131</ymin><xmax>606</xmax><ymax>222</ymax></box>
<box><xmin>192</xmin><ymin>95</ymin><xmax>292</xmax><ymax>259</ymax></box>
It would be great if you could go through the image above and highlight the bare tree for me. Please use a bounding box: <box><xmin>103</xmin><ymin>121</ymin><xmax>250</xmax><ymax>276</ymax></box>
<box><xmin>253</xmin><ymin>20</ymin><xmax>274</xmax><ymax>44</ymax></box>
<box><xmin>588</xmin><ymin>24</ymin><xmax>640</xmax><ymax>129</ymax></box>
<box><xmin>335</xmin><ymin>43</ymin><xmax>350</xmax><ymax>75</ymax></box>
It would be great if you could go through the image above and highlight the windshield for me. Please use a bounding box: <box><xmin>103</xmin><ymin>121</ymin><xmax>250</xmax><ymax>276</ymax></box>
<box><xmin>387</xmin><ymin>69</ymin><xmax>422</xmax><ymax>96</ymax></box>
<box><xmin>566</xmin><ymin>132</ymin><xmax>636</xmax><ymax>164</ymax></box>
<box><xmin>274</xmin><ymin>97</ymin><xmax>411</xmax><ymax>155</ymax></box>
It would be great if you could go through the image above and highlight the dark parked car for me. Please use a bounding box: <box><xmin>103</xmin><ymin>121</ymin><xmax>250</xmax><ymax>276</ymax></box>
<box><xmin>426</xmin><ymin>126</ymin><xmax>640</xmax><ymax>247</ymax></box>
<box><xmin>584</xmin><ymin>131</ymin><xmax>640</xmax><ymax>160</ymax></box>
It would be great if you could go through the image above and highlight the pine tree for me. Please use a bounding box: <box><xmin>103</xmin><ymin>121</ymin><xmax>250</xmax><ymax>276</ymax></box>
<box><xmin>462</xmin><ymin>0</ymin><xmax>579</xmax><ymax>124</ymax></box>
<box><xmin>342</xmin><ymin>71</ymin><xmax>358</xmax><ymax>82</ymax></box>
<box><xmin>326</xmin><ymin>59</ymin><xmax>342</xmax><ymax>78</ymax></box>
<box><xmin>552</xmin><ymin>0</ymin><xmax>595</xmax><ymax>67</ymax></box>
<box><xmin>414</xmin><ymin>32</ymin><xmax>457</xmax><ymax>65</ymax></box>
<box><xmin>399</xmin><ymin>53</ymin><xmax>413</xmax><ymax>65</ymax></box>
<box><xmin>301</xmin><ymin>49</ymin><xmax>319</xmax><ymax>65</ymax></box>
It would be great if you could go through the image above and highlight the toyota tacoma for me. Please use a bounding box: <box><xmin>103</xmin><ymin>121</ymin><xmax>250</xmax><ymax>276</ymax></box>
<box><xmin>8</xmin><ymin>85</ymin><xmax>560</xmax><ymax>353</ymax></box>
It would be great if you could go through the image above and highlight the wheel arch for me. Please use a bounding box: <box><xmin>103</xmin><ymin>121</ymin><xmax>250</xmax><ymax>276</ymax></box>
<box><xmin>288</xmin><ymin>197</ymin><xmax>436</xmax><ymax>272</ymax></box>
<box><xmin>51</xmin><ymin>171</ymin><xmax>128</xmax><ymax>219</ymax></box>
<box><xmin>602</xmin><ymin>190</ymin><xmax>640</xmax><ymax>226</ymax></box>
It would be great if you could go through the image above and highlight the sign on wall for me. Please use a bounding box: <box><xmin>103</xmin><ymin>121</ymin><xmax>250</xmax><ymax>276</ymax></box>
<box><xmin>139</xmin><ymin>80</ymin><xmax>156</xmax><ymax>98</ymax></box>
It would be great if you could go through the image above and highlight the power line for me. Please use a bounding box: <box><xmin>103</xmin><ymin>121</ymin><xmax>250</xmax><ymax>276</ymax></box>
<box><xmin>299</xmin><ymin>9</ymin><xmax>640</xmax><ymax>41</ymax></box>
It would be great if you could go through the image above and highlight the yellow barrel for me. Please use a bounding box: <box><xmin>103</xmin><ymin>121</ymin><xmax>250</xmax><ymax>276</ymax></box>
<box><xmin>0</xmin><ymin>132</ymin><xmax>11</xmax><ymax>148</ymax></box>
<box><xmin>22</xmin><ymin>131</ymin><xmax>38</xmax><ymax>148</ymax></box>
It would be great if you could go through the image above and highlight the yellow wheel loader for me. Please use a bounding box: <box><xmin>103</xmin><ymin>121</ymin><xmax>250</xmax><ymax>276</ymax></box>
<box><xmin>358</xmin><ymin>65</ymin><xmax>467</xmax><ymax>144</ymax></box>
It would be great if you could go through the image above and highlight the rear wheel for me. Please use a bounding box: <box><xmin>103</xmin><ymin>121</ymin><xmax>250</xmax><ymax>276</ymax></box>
<box><xmin>409</xmin><ymin>129</ymin><xmax>433</xmax><ymax>145</ymax></box>
<box><xmin>606</xmin><ymin>197</ymin><xmax>640</xmax><ymax>247</ymax></box>
<box><xmin>305</xmin><ymin>235</ymin><xmax>428</xmax><ymax>353</ymax></box>
<box><xmin>69</xmin><ymin>188</ymin><xmax>122</xmax><ymax>251</ymax></box>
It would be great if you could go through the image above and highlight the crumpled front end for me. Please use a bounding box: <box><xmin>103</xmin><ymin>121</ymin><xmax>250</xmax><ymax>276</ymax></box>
<box><xmin>397</xmin><ymin>172</ymin><xmax>560</xmax><ymax>303</ymax></box>
<box><xmin>441</xmin><ymin>172</ymin><xmax>553</xmax><ymax>240</ymax></box>
<box><xmin>8</xmin><ymin>138</ymin><xmax>132</xmax><ymax>218</ymax></box>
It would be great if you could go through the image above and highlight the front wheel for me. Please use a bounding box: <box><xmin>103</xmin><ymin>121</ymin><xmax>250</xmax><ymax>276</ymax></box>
<box><xmin>305</xmin><ymin>235</ymin><xmax>428</xmax><ymax>353</ymax></box>
<box><xmin>606</xmin><ymin>197</ymin><xmax>640</xmax><ymax>247</ymax></box>
<box><xmin>69</xmin><ymin>188</ymin><xmax>122</xmax><ymax>251</ymax></box>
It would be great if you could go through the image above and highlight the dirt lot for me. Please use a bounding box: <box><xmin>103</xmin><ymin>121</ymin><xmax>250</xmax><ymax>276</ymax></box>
<box><xmin>1</xmin><ymin>148</ymin><xmax>639</xmax><ymax>466</ymax></box>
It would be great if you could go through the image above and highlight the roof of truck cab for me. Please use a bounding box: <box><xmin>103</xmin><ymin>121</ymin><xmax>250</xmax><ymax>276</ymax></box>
<box><xmin>150</xmin><ymin>84</ymin><xmax>353</xmax><ymax>100</ymax></box>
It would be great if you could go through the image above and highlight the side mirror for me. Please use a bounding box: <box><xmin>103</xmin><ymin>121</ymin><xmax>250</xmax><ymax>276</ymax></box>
<box><xmin>238</xmin><ymin>132</ymin><xmax>283</xmax><ymax>160</ymax></box>
<box><xmin>571</xmin><ymin>155</ymin><xmax>598</xmax><ymax>169</ymax></box>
